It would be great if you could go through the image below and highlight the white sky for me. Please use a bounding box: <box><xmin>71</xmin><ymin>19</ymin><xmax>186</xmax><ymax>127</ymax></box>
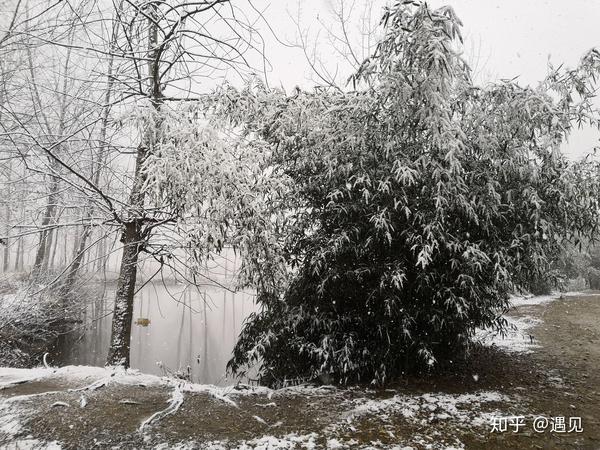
<box><xmin>1</xmin><ymin>0</ymin><xmax>598</xmax><ymax>157</ymax></box>
<box><xmin>258</xmin><ymin>0</ymin><xmax>600</xmax><ymax>159</ymax></box>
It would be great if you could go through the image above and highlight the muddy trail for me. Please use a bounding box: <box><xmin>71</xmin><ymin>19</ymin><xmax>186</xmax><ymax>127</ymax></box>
<box><xmin>0</xmin><ymin>293</ymin><xmax>599</xmax><ymax>449</ymax></box>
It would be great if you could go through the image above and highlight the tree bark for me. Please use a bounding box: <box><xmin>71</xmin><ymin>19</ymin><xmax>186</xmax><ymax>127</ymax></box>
<box><xmin>32</xmin><ymin>176</ymin><xmax>59</xmax><ymax>276</ymax></box>
<box><xmin>3</xmin><ymin>203</ymin><xmax>10</xmax><ymax>272</ymax></box>
<box><xmin>14</xmin><ymin>235</ymin><xmax>23</xmax><ymax>272</ymax></box>
<box><xmin>46</xmin><ymin>223</ymin><xmax>58</xmax><ymax>270</ymax></box>
<box><xmin>60</xmin><ymin>225</ymin><xmax>91</xmax><ymax>295</ymax></box>
<box><xmin>106</xmin><ymin>221</ymin><xmax>142</xmax><ymax>366</ymax></box>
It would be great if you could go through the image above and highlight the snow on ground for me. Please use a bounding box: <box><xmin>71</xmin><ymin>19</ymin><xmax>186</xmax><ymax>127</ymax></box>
<box><xmin>207</xmin><ymin>433</ymin><xmax>319</xmax><ymax>450</ymax></box>
<box><xmin>0</xmin><ymin>367</ymin><xmax>54</xmax><ymax>389</ymax></box>
<box><xmin>0</xmin><ymin>365</ymin><xmax>164</xmax><ymax>393</ymax></box>
<box><xmin>0</xmin><ymin>365</ymin><xmax>174</xmax><ymax>446</ymax></box>
<box><xmin>326</xmin><ymin>390</ymin><xmax>513</xmax><ymax>449</ymax></box>
<box><xmin>343</xmin><ymin>391</ymin><xmax>510</xmax><ymax>426</ymax></box>
<box><xmin>0</xmin><ymin>439</ymin><xmax>62</xmax><ymax>449</ymax></box>
<box><xmin>154</xmin><ymin>434</ymin><xmax>322</xmax><ymax>450</ymax></box>
<box><xmin>0</xmin><ymin>363</ymin><xmax>519</xmax><ymax>450</ymax></box>
<box><xmin>478</xmin><ymin>315</ymin><xmax>542</xmax><ymax>353</ymax></box>
<box><xmin>0</xmin><ymin>402</ymin><xmax>21</xmax><ymax>437</ymax></box>
<box><xmin>0</xmin><ymin>365</ymin><xmax>348</xmax><ymax>448</ymax></box>
<box><xmin>478</xmin><ymin>291</ymin><xmax>588</xmax><ymax>353</ymax></box>
<box><xmin>510</xmin><ymin>291</ymin><xmax>585</xmax><ymax>307</ymax></box>
<box><xmin>0</xmin><ymin>364</ymin><xmax>275</xmax><ymax>400</ymax></box>
<box><xmin>161</xmin><ymin>437</ymin><xmax>421</xmax><ymax>450</ymax></box>
<box><xmin>5</xmin><ymin>291</ymin><xmax>591</xmax><ymax>449</ymax></box>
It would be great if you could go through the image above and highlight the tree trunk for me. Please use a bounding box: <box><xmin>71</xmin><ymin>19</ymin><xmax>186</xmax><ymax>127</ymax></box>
<box><xmin>93</xmin><ymin>232</ymin><xmax>102</xmax><ymax>272</ymax></box>
<box><xmin>32</xmin><ymin>177</ymin><xmax>59</xmax><ymax>276</ymax></box>
<box><xmin>49</xmin><ymin>209</ymin><xmax>65</xmax><ymax>270</ymax></box>
<box><xmin>60</xmin><ymin>225</ymin><xmax>92</xmax><ymax>295</ymax></box>
<box><xmin>3</xmin><ymin>203</ymin><xmax>10</xmax><ymax>272</ymax></box>
<box><xmin>98</xmin><ymin>236</ymin><xmax>107</xmax><ymax>273</ymax></box>
<box><xmin>106</xmin><ymin>221</ymin><xmax>142</xmax><ymax>366</ymax></box>
<box><xmin>14</xmin><ymin>236</ymin><xmax>22</xmax><ymax>271</ymax></box>
<box><xmin>16</xmin><ymin>185</ymin><xmax>24</xmax><ymax>271</ymax></box>
<box><xmin>203</xmin><ymin>291</ymin><xmax>208</xmax><ymax>381</ymax></box>
<box><xmin>45</xmin><ymin>225</ymin><xmax>57</xmax><ymax>270</ymax></box>
<box><xmin>0</xmin><ymin>68</ymin><xmax>8</xmax><ymax>273</ymax></box>
<box><xmin>61</xmin><ymin>227</ymin><xmax>67</xmax><ymax>267</ymax></box>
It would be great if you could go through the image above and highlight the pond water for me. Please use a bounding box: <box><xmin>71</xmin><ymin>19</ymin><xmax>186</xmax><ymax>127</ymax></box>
<box><xmin>54</xmin><ymin>282</ymin><xmax>257</xmax><ymax>386</ymax></box>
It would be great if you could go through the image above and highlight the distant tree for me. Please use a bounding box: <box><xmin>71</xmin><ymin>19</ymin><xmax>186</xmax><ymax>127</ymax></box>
<box><xmin>218</xmin><ymin>2</ymin><xmax>600</xmax><ymax>385</ymax></box>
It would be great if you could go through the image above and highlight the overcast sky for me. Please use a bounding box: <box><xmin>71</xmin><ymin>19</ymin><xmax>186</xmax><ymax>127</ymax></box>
<box><xmin>260</xmin><ymin>0</ymin><xmax>600</xmax><ymax>159</ymax></box>
<box><xmin>1</xmin><ymin>0</ymin><xmax>598</xmax><ymax>157</ymax></box>
<box><xmin>263</xmin><ymin>0</ymin><xmax>600</xmax><ymax>86</ymax></box>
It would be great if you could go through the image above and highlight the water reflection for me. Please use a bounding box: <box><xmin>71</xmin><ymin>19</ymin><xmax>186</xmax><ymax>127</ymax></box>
<box><xmin>57</xmin><ymin>283</ymin><xmax>256</xmax><ymax>385</ymax></box>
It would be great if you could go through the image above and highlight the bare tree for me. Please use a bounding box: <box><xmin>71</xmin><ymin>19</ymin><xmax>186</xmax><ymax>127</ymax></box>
<box><xmin>288</xmin><ymin>0</ymin><xmax>384</xmax><ymax>90</ymax></box>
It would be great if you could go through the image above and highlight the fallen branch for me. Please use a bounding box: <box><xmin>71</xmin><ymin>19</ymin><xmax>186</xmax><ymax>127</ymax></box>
<box><xmin>138</xmin><ymin>381</ymin><xmax>184</xmax><ymax>432</ymax></box>
<box><xmin>43</xmin><ymin>352</ymin><xmax>50</xmax><ymax>369</ymax></box>
<box><xmin>208</xmin><ymin>390</ymin><xmax>239</xmax><ymax>409</ymax></box>
<box><xmin>51</xmin><ymin>401</ymin><xmax>69</xmax><ymax>408</ymax></box>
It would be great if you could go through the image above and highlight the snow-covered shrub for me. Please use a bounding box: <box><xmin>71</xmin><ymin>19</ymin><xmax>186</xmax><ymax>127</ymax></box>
<box><xmin>217</xmin><ymin>2</ymin><xmax>600</xmax><ymax>385</ymax></box>
<box><xmin>0</xmin><ymin>282</ymin><xmax>81</xmax><ymax>366</ymax></box>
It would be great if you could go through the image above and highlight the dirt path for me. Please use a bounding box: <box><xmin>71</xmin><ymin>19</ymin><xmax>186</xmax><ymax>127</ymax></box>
<box><xmin>0</xmin><ymin>293</ymin><xmax>599</xmax><ymax>449</ymax></box>
<box><xmin>467</xmin><ymin>293</ymin><xmax>600</xmax><ymax>449</ymax></box>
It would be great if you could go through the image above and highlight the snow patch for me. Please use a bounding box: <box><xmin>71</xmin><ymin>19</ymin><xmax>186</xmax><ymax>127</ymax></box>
<box><xmin>0</xmin><ymin>405</ymin><xmax>21</xmax><ymax>437</ymax></box>
<box><xmin>0</xmin><ymin>367</ymin><xmax>54</xmax><ymax>389</ymax></box>
<box><xmin>1</xmin><ymin>439</ymin><xmax>62</xmax><ymax>449</ymax></box>
<box><xmin>478</xmin><ymin>291</ymin><xmax>590</xmax><ymax>353</ymax></box>
<box><xmin>509</xmin><ymin>291</ymin><xmax>590</xmax><ymax>307</ymax></box>
<box><xmin>343</xmin><ymin>391</ymin><xmax>510</xmax><ymax>428</ymax></box>
<box><xmin>509</xmin><ymin>293</ymin><xmax>558</xmax><ymax>306</ymax></box>
<box><xmin>232</xmin><ymin>433</ymin><xmax>318</xmax><ymax>449</ymax></box>
<box><xmin>479</xmin><ymin>315</ymin><xmax>541</xmax><ymax>353</ymax></box>
<box><xmin>326</xmin><ymin>438</ymin><xmax>345</xmax><ymax>449</ymax></box>
<box><xmin>156</xmin><ymin>433</ymin><xmax>319</xmax><ymax>450</ymax></box>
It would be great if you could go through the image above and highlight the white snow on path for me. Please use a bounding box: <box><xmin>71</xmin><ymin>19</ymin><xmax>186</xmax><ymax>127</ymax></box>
<box><xmin>509</xmin><ymin>291</ymin><xmax>587</xmax><ymax>307</ymax></box>
<box><xmin>0</xmin><ymin>439</ymin><xmax>62</xmax><ymax>449</ymax></box>
<box><xmin>154</xmin><ymin>434</ymin><xmax>320</xmax><ymax>450</ymax></box>
<box><xmin>0</xmin><ymin>364</ymin><xmax>341</xmax><ymax>405</ymax></box>
<box><xmin>0</xmin><ymin>367</ymin><xmax>54</xmax><ymax>389</ymax></box>
<box><xmin>342</xmin><ymin>390</ymin><xmax>510</xmax><ymax>426</ymax></box>
<box><xmin>477</xmin><ymin>314</ymin><xmax>542</xmax><ymax>354</ymax></box>
<box><xmin>156</xmin><ymin>435</ymin><xmax>420</xmax><ymax>450</ymax></box>
<box><xmin>479</xmin><ymin>291</ymin><xmax>596</xmax><ymax>353</ymax></box>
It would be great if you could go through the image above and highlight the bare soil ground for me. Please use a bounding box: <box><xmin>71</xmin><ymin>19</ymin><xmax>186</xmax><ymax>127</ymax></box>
<box><xmin>1</xmin><ymin>293</ymin><xmax>599</xmax><ymax>449</ymax></box>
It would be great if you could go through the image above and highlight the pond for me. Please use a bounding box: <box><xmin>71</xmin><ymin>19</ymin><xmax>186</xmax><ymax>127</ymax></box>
<box><xmin>54</xmin><ymin>282</ymin><xmax>257</xmax><ymax>386</ymax></box>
